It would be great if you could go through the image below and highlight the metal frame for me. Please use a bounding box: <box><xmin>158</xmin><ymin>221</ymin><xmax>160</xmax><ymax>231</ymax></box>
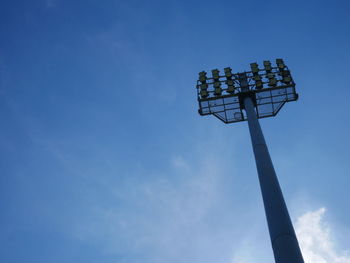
<box><xmin>196</xmin><ymin>61</ymin><xmax>298</xmax><ymax>124</ymax></box>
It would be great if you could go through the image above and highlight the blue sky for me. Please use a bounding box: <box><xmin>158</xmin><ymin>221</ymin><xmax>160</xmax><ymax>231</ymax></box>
<box><xmin>1</xmin><ymin>0</ymin><xmax>350</xmax><ymax>262</ymax></box>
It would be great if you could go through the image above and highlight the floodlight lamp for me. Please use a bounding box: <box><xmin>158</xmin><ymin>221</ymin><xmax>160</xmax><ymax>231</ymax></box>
<box><xmin>212</xmin><ymin>69</ymin><xmax>220</xmax><ymax>79</ymax></box>
<box><xmin>281</xmin><ymin>70</ymin><xmax>291</xmax><ymax>76</ymax></box>
<box><xmin>199</xmin><ymin>71</ymin><xmax>207</xmax><ymax>83</ymax></box>
<box><xmin>226</xmin><ymin>79</ymin><xmax>234</xmax><ymax>86</ymax></box>
<box><xmin>267</xmin><ymin>73</ymin><xmax>275</xmax><ymax>79</ymax></box>
<box><xmin>214</xmin><ymin>87</ymin><xmax>222</xmax><ymax>96</ymax></box>
<box><xmin>250</xmin><ymin>62</ymin><xmax>259</xmax><ymax>73</ymax></box>
<box><xmin>268</xmin><ymin>78</ymin><xmax>277</xmax><ymax>86</ymax></box>
<box><xmin>227</xmin><ymin>85</ymin><xmax>235</xmax><ymax>94</ymax></box>
<box><xmin>213</xmin><ymin>81</ymin><xmax>222</xmax><ymax>96</ymax></box>
<box><xmin>263</xmin><ymin>60</ymin><xmax>272</xmax><ymax>71</ymax></box>
<box><xmin>282</xmin><ymin>76</ymin><xmax>292</xmax><ymax>83</ymax></box>
<box><xmin>224</xmin><ymin>67</ymin><xmax>233</xmax><ymax>78</ymax></box>
<box><xmin>200</xmin><ymin>83</ymin><xmax>208</xmax><ymax>90</ymax></box>
<box><xmin>200</xmin><ymin>89</ymin><xmax>209</xmax><ymax>98</ymax></box>
<box><xmin>253</xmin><ymin>75</ymin><xmax>261</xmax><ymax>81</ymax></box>
<box><xmin>256</xmin><ymin>81</ymin><xmax>263</xmax><ymax>89</ymax></box>
<box><xmin>276</xmin><ymin>58</ymin><xmax>285</xmax><ymax>69</ymax></box>
<box><xmin>226</xmin><ymin>79</ymin><xmax>235</xmax><ymax>94</ymax></box>
<box><xmin>214</xmin><ymin>81</ymin><xmax>221</xmax><ymax>88</ymax></box>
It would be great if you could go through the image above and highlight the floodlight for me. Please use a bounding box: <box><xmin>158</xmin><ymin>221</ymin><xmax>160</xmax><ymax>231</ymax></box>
<box><xmin>253</xmin><ymin>75</ymin><xmax>261</xmax><ymax>81</ymax></box>
<box><xmin>281</xmin><ymin>70</ymin><xmax>292</xmax><ymax>83</ymax></box>
<box><xmin>266</xmin><ymin>73</ymin><xmax>277</xmax><ymax>86</ymax></box>
<box><xmin>226</xmin><ymin>79</ymin><xmax>235</xmax><ymax>94</ymax></box>
<box><xmin>213</xmin><ymin>81</ymin><xmax>222</xmax><ymax>96</ymax></box>
<box><xmin>200</xmin><ymin>83</ymin><xmax>208</xmax><ymax>90</ymax></box>
<box><xmin>281</xmin><ymin>69</ymin><xmax>291</xmax><ymax>76</ymax></box>
<box><xmin>214</xmin><ymin>81</ymin><xmax>221</xmax><ymax>88</ymax></box>
<box><xmin>263</xmin><ymin>60</ymin><xmax>272</xmax><ymax>71</ymax></box>
<box><xmin>276</xmin><ymin>58</ymin><xmax>285</xmax><ymax>69</ymax></box>
<box><xmin>199</xmin><ymin>71</ymin><xmax>207</xmax><ymax>83</ymax></box>
<box><xmin>268</xmin><ymin>78</ymin><xmax>277</xmax><ymax>86</ymax></box>
<box><xmin>267</xmin><ymin>73</ymin><xmax>275</xmax><ymax>79</ymax></box>
<box><xmin>195</xmin><ymin>59</ymin><xmax>303</xmax><ymax>263</ymax></box>
<box><xmin>212</xmin><ymin>69</ymin><xmax>220</xmax><ymax>80</ymax></box>
<box><xmin>227</xmin><ymin>86</ymin><xmax>235</xmax><ymax>94</ymax></box>
<box><xmin>199</xmin><ymin>83</ymin><xmax>208</xmax><ymax>98</ymax></box>
<box><xmin>226</xmin><ymin>79</ymin><xmax>234</xmax><ymax>86</ymax></box>
<box><xmin>200</xmin><ymin>89</ymin><xmax>208</xmax><ymax>98</ymax></box>
<box><xmin>255</xmin><ymin>81</ymin><xmax>263</xmax><ymax>89</ymax></box>
<box><xmin>250</xmin><ymin>63</ymin><xmax>259</xmax><ymax>73</ymax></box>
<box><xmin>224</xmin><ymin>67</ymin><xmax>233</xmax><ymax>78</ymax></box>
<box><xmin>282</xmin><ymin>76</ymin><xmax>292</xmax><ymax>83</ymax></box>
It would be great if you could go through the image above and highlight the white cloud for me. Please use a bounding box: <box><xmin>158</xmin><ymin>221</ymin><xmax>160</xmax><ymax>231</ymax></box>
<box><xmin>296</xmin><ymin>207</ymin><xmax>350</xmax><ymax>263</ymax></box>
<box><xmin>231</xmin><ymin>207</ymin><xmax>350</xmax><ymax>263</ymax></box>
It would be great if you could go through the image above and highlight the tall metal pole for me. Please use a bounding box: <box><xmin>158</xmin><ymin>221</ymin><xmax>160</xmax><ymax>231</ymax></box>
<box><xmin>243</xmin><ymin>96</ymin><xmax>304</xmax><ymax>263</ymax></box>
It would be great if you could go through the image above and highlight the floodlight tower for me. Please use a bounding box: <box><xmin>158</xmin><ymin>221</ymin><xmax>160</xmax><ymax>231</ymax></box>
<box><xmin>196</xmin><ymin>59</ymin><xmax>304</xmax><ymax>263</ymax></box>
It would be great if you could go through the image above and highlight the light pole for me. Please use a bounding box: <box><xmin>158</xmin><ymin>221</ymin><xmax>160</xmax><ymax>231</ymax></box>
<box><xmin>196</xmin><ymin>59</ymin><xmax>304</xmax><ymax>263</ymax></box>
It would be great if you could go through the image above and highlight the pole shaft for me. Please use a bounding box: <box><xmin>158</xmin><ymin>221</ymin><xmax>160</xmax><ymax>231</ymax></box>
<box><xmin>243</xmin><ymin>96</ymin><xmax>304</xmax><ymax>263</ymax></box>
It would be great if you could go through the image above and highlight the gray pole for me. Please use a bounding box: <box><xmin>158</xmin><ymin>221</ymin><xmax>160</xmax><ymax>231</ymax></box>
<box><xmin>243</xmin><ymin>96</ymin><xmax>304</xmax><ymax>263</ymax></box>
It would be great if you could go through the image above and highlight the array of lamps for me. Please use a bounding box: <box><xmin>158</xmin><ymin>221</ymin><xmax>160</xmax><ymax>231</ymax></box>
<box><xmin>212</xmin><ymin>69</ymin><xmax>222</xmax><ymax>96</ymax></box>
<box><xmin>276</xmin><ymin>59</ymin><xmax>292</xmax><ymax>84</ymax></box>
<box><xmin>250</xmin><ymin>63</ymin><xmax>263</xmax><ymax>89</ymax></box>
<box><xmin>198</xmin><ymin>59</ymin><xmax>293</xmax><ymax>99</ymax></box>
<box><xmin>198</xmin><ymin>67</ymin><xmax>236</xmax><ymax>98</ymax></box>
<box><xmin>199</xmin><ymin>71</ymin><xmax>208</xmax><ymax>98</ymax></box>
<box><xmin>224</xmin><ymin>67</ymin><xmax>235</xmax><ymax>94</ymax></box>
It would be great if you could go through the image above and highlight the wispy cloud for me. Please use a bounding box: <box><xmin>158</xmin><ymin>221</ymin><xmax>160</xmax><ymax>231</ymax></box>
<box><xmin>69</xmin><ymin>151</ymin><xmax>238</xmax><ymax>263</ymax></box>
